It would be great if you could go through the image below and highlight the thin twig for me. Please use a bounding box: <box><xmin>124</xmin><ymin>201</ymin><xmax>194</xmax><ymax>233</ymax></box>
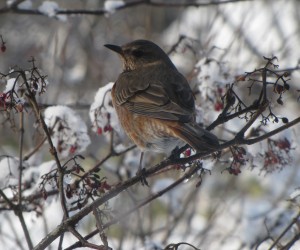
<box><xmin>20</xmin><ymin>69</ymin><xmax>69</xmax><ymax>219</ymax></box>
<box><xmin>17</xmin><ymin>111</ymin><xmax>33</xmax><ymax>249</ymax></box>
<box><xmin>68</xmin><ymin>226</ymin><xmax>107</xmax><ymax>250</ymax></box>
<box><xmin>0</xmin><ymin>0</ymin><xmax>256</xmax><ymax>15</ymax></box>
<box><xmin>242</xmin><ymin>116</ymin><xmax>300</xmax><ymax>145</ymax></box>
<box><xmin>268</xmin><ymin>211</ymin><xmax>300</xmax><ymax>250</ymax></box>
<box><xmin>93</xmin><ymin>207</ymin><xmax>110</xmax><ymax>249</ymax></box>
<box><xmin>23</xmin><ymin>136</ymin><xmax>47</xmax><ymax>161</ymax></box>
<box><xmin>65</xmin><ymin>163</ymin><xmax>202</xmax><ymax>249</ymax></box>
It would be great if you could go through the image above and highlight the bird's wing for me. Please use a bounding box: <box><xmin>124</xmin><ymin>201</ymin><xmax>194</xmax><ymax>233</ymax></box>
<box><xmin>114</xmin><ymin>68</ymin><xmax>195</xmax><ymax>122</ymax></box>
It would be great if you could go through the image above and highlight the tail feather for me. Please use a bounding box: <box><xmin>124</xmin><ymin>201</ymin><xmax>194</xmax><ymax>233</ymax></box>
<box><xmin>172</xmin><ymin>123</ymin><xmax>219</xmax><ymax>152</ymax></box>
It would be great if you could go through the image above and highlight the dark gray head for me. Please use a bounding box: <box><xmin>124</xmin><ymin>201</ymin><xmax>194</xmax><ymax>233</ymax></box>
<box><xmin>104</xmin><ymin>40</ymin><xmax>176</xmax><ymax>71</ymax></box>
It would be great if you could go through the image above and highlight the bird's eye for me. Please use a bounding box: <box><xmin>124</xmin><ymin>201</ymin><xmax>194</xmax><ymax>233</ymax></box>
<box><xmin>132</xmin><ymin>49</ymin><xmax>143</xmax><ymax>58</ymax></box>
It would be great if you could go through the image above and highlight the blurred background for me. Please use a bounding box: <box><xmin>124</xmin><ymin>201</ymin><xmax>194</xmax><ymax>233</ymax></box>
<box><xmin>1</xmin><ymin>0</ymin><xmax>300</xmax><ymax>249</ymax></box>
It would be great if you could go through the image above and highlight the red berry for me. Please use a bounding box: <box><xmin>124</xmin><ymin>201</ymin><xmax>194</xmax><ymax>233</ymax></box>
<box><xmin>227</xmin><ymin>167</ymin><xmax>241</xmax><ymax>175</ymax></box>
<box><xmin>185</xmin><ymin>148</ymin><xmax>191</xmax><ymax>157</ymax></box>
<box><xmin>214</xmin><ymin>101</ymin><xmax>223</xmax><ymax>111</ymax></box>
<box><xmin>107</xmin><ymin>124</ymin><xmax>113</xmax><ymax>132</ymax></box>
<box><xmin>97</xmin><ymin>127</ymin><xmax>102</xmax><ymax>135</ymax></box>
<box><xmin>276</xmin><ymin>138</ymin><xmax>290</xmax><ymax>150</ymax></box>
<box><xmin>104</xmin><ymin>124</ymin><xmax>112</xmax><ymax>132</ymax></box>
<box><xmin>103</xmin><ymin>126</ymin><xmax>108</xmax><ymax>132</ymax></box>
<box><xmin>69</xmin><ymin>145</ymin><xmax>77</xmax><ymax>154</ymax></box>
<box><xmin>101</xmin><ymin>181</ymin><xmax>111</xmax><ymax>190</ymax></box>
<box><xmin>1</xmin><ymin>44</ymin><xmax>6</xmax><ymax>52</ymax></box>
<box><xmin>217</xmin><ymin>87</ymin><xmax>223</xmax><ymax>95</ymax></box>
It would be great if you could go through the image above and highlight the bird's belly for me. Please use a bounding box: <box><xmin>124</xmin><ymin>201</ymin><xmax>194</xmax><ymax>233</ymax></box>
<box><xmin>115</xmin><ymin>105</ymin><xmax>184</xmax><ymax>153</ymax></box>
<box><xmin>146</xmin><ymin>136</ymin><xmax>185</xmax><ymax>153</ymax></box>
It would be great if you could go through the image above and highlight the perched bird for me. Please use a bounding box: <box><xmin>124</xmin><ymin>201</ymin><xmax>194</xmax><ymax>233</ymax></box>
<box><xmin>105</xmin><ymin>40</ymin><xmax>219</xmax><ymax>156</ymax></box>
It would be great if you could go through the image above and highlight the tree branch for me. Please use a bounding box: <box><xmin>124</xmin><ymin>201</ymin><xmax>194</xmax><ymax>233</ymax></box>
<box><xmin>0</xmin><ymin>0</ymin><xmax>256</xmax><ymax>16</ymax></box>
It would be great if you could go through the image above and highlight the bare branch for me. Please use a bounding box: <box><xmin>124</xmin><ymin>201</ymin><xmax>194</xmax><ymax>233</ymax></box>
<box><xmin>0</xmin><ymin>0</ymin><xmax>256</xmax><ymax>16</ymax></box>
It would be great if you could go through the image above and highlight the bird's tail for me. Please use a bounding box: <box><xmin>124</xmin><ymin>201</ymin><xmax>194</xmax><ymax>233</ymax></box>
<box><xmin>172</xmin><ymin>123</ymin><xmax>219</xmax><ymax>152</ymax></box>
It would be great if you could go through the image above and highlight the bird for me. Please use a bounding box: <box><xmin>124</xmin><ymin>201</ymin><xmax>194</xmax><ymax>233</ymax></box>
<box><xmin>104</xmin><ymin>39</ymin><xmax>219</xmax><ymax>158</ymax></box>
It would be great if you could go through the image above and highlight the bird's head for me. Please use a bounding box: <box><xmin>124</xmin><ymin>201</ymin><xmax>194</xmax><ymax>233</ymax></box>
<box><xmin>104</xmin><ymin>40</ymin><xmax>175</xmax><ymax>71</ymax></box>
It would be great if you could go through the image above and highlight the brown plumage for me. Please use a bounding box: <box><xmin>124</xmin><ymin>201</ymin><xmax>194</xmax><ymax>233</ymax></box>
<box><xmin>105</xmin><ymin>40</ymin><xmax>219</xmax><ymax>154</ymax></box>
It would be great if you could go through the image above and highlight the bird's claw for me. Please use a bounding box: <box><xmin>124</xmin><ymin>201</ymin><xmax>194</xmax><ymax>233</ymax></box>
<box><xmin>136</xmin><ymin>168</ymin><xmax>149</xmax><ymax>186</ymax></box>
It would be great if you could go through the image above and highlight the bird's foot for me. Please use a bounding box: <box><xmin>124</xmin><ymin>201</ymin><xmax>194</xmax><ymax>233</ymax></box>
<box><xmin>136</xmin><ymin>167</ymin><xmax>149</xmax><ymax>186</ymax></box>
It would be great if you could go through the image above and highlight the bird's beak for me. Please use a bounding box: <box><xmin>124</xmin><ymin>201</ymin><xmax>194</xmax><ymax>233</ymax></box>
<box><xmin>104</xmin><ymin>44</ymin><xmax>123</xmax><ymax>56</ymax></box>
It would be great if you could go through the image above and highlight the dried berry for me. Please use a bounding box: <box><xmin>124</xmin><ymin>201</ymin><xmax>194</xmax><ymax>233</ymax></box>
<box><xmin>277</xmin><ymin>98</ymin><xmax>283</xmax><ymax>105</ymax></box>
<box><xmin>274</xmin><ymin>84</ymin><xmax>284</xmax><ymax>94</ymax></box>
<box><xmin>281</xmin><ymin>117</ymin><xmax>289</xmax><ymax>123</ymax></box>
<box><xmin>283</xmin><ymin>71</ymin><xmax>290</xmax><ymax>77</ymax></box>
<box><xmin>284</xmin><ymin>83</ymin><xmax>290</xmax><ymax>90</ymax></box>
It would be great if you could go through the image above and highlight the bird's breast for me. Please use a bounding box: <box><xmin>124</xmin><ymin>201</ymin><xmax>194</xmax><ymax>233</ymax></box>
<box><xmin>111</xmin><ymin>88</ymin><xmax>184</xmax><ymax>152</ymax></box>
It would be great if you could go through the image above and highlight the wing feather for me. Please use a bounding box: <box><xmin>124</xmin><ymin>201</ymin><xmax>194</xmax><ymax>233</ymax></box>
<box><xmin>114</xmin><ymin>65</ymin><xmax>195</xmax><ymax>122</ymax></box>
